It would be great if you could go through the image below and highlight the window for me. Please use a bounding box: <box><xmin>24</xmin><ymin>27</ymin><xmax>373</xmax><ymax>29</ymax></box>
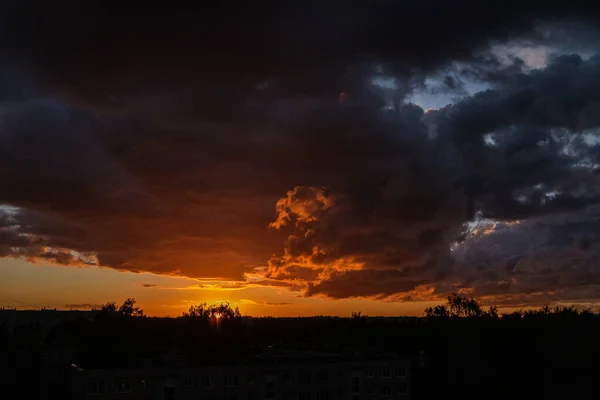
<box><xmin>367</xmin><ymin>369</ymin><xmax>374</xmax><ymax>378</ymax></box>
<box><xmin>317</xmin><ymin>391</ymin><xmax>329</xmax><ymax>400</ymax></box>
<box><xmin>203</xmin><ymin>377</ymin><xmax>212</xmax><ymax>388</ymax></box>
<box><xmin>396</xmin><ymin>367</ymin><xmax>407</xmax><ymax>378</ymax></box>
<box><xmin>164</xmin><ymin>387</ymin><xmax>175</xmax><ymax>400</ymax></box>
<box><xmin>336</xmin><ymin>387</ymin><xmax>342</xmax><ymax>398</ymax></box>
<box><xmin>367</xmin><ymin>387</ymin><xmax>374</xmax><ymax>396</ymax></box>
<box><xmin>141</xmin><ymin>379</ymin><xmax>148</xmax><ymax>390</ymax></box>
<box><xmin>381</xmin><ymin>368</ymin><xmax>391</xmax><ymax>379</ymax></box>
<box><xmin>266</xmin><ymin>382</ymin><xmax>275</xmax><ymax>398</ymax></box>
<box><xmin>116</xmin><ymin>378</ymin><xmax>130</xmax><ymax>393</ymax></box>
<box><xmin>247</xmin><ymin>373</ymin><xmax>255</xmax><ymax>384</ymax></box>
<box><xmin>227</xmin><ymin>396</ymin><xmax>238</xmax><ymax>400</ymax></box>
<box><xmin>398</xmin><ymin>384</ymin><xmax>407</xmax><ymax>396</ymax></box>
<box><xmin>299</xmin><ymin>393</ymin><xmax>311</xmax><ymax>400</ymax></box>
<box><xmin>185</xmin><ymin>378</ymin><xmax>195</xmax><ymax>387</ymax></box>
<box><xmin>284</xmin><ymin>372</ymin><xmax>290</xmax><ymax>382</ymax></box>
<box><xmin>352</xmin><ymin>397</ymin><xmax>360</xmax><ymax>400</ymax></box>
<box><xmin>225</xmin><ymin>375</ymin><xmax>238</xmax><ymax>388</ymax></box>
<box><xmin>381</xmin><ymin>387</ymin><xmax>390</xmax><ymax>397</ymax></box>
<box><xmin>351</xmin><ymin>378</ymin><xmax>360</xmax><ymax>394</ymax></box>
<box><xmin>317</xmin><ymin>372</ymin><xmax>329</xmax><ymax>383</ymax></box>
<box><xmin>88</xmin><ymin>381</ymin><xmax>98</xmax><ymax>395</ymax></box>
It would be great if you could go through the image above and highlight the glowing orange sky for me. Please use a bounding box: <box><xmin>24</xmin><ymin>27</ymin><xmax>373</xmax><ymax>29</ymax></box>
<box><xmin>2</xmin><ymin>10</ymin><xmax>599</xmax><ymax>315</ymax></box>
<box><xmin>0</xmin><ymin>259</ymin><xmax>436</xmax><ymax>316</ymax></box>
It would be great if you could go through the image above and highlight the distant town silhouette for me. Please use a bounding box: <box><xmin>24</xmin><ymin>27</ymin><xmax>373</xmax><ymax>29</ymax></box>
<box><xmin>2</xmin><ymin>294</ymin><xmax>599</xmax><ymax>399</ymax></box>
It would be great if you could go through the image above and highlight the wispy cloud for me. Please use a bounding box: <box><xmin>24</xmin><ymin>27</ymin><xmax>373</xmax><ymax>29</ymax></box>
<box><xmin>64</xmin><ymin>303</ymin><xmax>101</xmax><ymax>309</ymax></box>
<box><xmin>239</xmin><ymin>299</ymin><xmax>293</xmax><ymax>306</ymax></box>
<box><xmin>158</xmin><ymin>279</ymin><xmax>286</xmax><ymax>291</ymax></box>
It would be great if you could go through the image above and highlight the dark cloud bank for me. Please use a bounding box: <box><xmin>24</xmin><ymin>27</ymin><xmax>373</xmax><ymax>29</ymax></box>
<box><xmin>2</xmin><ymin>2</ymin><xmax>600</xmax><ymax>306</ymax></box>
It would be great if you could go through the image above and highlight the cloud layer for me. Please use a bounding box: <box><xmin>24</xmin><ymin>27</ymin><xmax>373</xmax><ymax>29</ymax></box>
<box><xmin>2</xmin><ymin>2</ymin><xmax>600</xmax><ymax>306</ymax></box>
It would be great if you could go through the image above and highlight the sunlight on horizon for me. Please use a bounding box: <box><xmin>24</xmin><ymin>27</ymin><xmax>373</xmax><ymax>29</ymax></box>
<box><xmin>0</xmin><ymin>258</ymin><xmax>434</xmax><ymax>317</ymax></box>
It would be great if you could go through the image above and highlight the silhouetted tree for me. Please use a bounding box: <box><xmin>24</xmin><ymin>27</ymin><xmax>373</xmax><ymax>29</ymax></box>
<box><xmin>184</xmin><ymin>303</ymin><xmax>211</xmax><ymax>321</ymax></box>
<box><xmin>351</xmin><ymin>311</ymin><xmax>367</xmax><ymax>319</ymax></box>
<box><xmin>423</xmin><ymin>304</ymin><xmax>450</xmax><ymax>318</ymax></box>
<box><xmin>99</xmin><ymin>298</ymin><xmax>143</xmax><ymax>316</ymax></box>
<box><xmin>118</xmin><ymin>298</ymin><xmax>144</xmax><ymax>316</ymax></box>
<box><xmin>424</xmin><ymin>293</ymin><xmax>497</xmax><ymax>318</ymax></box>
<box><xmin>100</xmin><ymin>301</ymin><xmax>117</xmax><ymax>313</ymax></box>
<box><xmin>487</xmin><ymin>305</ymin><xmax>499</xmax><ymax>319</ymax></box>
<box><xmin>182</xmin><ymin>302</ymin><xmax>241</xmax><ymax>322</ymax></box>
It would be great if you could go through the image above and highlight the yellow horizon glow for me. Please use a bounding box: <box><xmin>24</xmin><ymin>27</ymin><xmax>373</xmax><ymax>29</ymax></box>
<box><xmin>0</xmin><ymin>258</ymin><xmax>437</xmax><ymax>318</ymax></box>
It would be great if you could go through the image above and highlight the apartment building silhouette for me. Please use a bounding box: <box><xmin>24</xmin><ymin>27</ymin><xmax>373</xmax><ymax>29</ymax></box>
<box><xmin>69</xmin><ymin>348</ymin><xmax>411</xmax><ymax>400</ymax></box>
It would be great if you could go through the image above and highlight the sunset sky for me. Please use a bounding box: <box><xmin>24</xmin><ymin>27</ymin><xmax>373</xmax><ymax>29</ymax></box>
<box><xmin>3</xmin><ymin>2</ymin><xmax>600</xmax><ymax>316</ymax></box>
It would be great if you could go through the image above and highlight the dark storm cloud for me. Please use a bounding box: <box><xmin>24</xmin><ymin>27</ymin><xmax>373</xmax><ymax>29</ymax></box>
<box><xmin>450</xmin><ymin>209</ymin><xmax>600</xmax><ymax>305</ymax></box>
<box><xmin>2</xmin><ymin>1</ymin><xmax>600</xmax><ymax>305</ymax></box>
<box><xmin>437</xmin><ymin>53</ymin><xmax>600</xmax><ymax>221</ymax></box>
<box><xmin>305</xmin><ymin>269</ymin><xmax>429</xmax><ymax>299</ymax></box>
<box><xmin>266</xmin><ymin>53</ymin><xmax>600</xmax><ymax>302</ymax></box>
<box><xmin>2</xmin><ymin>1</ymin><xmax>600</xmax><ymax>116</ymax></box>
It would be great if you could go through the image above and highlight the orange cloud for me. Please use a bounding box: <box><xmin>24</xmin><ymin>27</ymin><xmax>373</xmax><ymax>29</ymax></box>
<box><xmin>269</xmin><ymin>186</ymin><xmax>335</xmax><ymax>230</ymax></box>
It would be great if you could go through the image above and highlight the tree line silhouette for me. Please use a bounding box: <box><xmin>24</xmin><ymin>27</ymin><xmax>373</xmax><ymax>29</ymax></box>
<box><xmin>99</xmin><ymin>298</ymin><xmax>145</xmax><ymax>316</ymax></box>
<box><xmin>98</xmin><ymin>299</ymin><xmax>242</xmax><ymax>321</ymax></box>
<box><xmin>423</xmin><ymin>292</ymin><xmax>598</xmax><ymax>319</ymax></box>
<box><xmin>3</xmin><ymin>295</ymin><xmax>600</xmax><ymax>399</ymax></box>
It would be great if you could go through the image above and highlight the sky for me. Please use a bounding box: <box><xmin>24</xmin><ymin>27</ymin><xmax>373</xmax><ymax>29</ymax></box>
<box><xmin>3</xmin><ymin>2</ymin><xmax>600</xmax><ymax>316</ymax></box>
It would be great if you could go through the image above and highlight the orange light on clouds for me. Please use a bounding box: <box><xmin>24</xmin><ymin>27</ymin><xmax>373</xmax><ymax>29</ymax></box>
<box><xmin>0</xmin><ymin>258</ymin><xmax>438</xmax><ymax>318</ymax></box>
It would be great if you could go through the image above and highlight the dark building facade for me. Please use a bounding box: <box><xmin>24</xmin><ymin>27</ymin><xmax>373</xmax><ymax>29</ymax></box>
<box><xmin>68</xmin><ymin>350</ymin><xmax>411</xmax><ymax>400</ymax></box>
<box><xmin>0</xmin><ymin>309</ymin><xmax>99</xmax><ymax>334</ymax></box>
